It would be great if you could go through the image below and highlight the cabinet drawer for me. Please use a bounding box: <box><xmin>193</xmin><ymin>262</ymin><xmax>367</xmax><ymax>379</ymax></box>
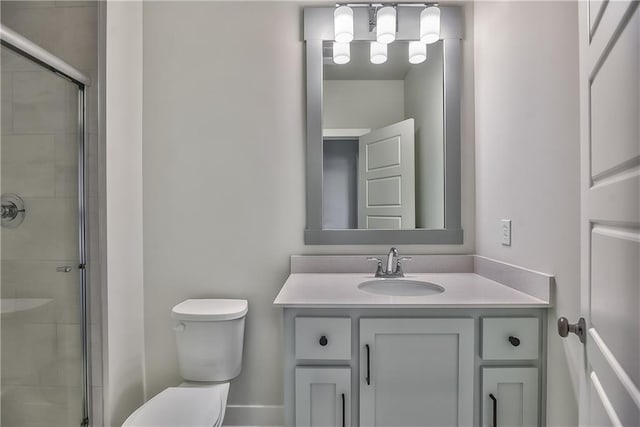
<box><xmin>295</xmin><ymin>317</ymin><xmax>351</xmax><ymax>360</ymax></box>
<box><xmin>481</xmin><ymin>317</ymin><xmax>539</xmax><ymax>360</ymax></box>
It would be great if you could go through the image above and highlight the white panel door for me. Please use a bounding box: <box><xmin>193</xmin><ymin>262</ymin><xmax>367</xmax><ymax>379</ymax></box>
<box><xmin>357</xmin><ymin>118</ymin><xmax>415</xmax><ymax>229</ymax></box>
<box><xmin>481</xmin><ymin>367</ymin><xmax>539</xmax><ymax>427</ymax></box>
<box><xmin>574</xmin><ymin>2</ymin><xmax>640</xmax><ymax>426</ymax></box>
<box><xmin>295</xmin><ymin>367</ymin><xmax>351</xmax><ymax>427</ymax></box>
<box><xmin>360</xmin><ymin>318</ymin><xmax>474</xmax><ymax>427</ymax></box>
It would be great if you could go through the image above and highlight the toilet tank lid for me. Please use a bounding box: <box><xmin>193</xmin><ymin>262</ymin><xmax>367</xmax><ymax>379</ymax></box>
<box><xmin>172</xmin><ymin>299</ymin><xmax>248</xmax><ymax>321</ymax></box>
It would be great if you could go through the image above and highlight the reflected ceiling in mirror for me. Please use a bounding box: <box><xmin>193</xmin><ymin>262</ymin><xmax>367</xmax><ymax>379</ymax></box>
<box><xmin>322</xmin><ymin>41</ymin><xmax>445</xmax><ymax>231</ymax></box>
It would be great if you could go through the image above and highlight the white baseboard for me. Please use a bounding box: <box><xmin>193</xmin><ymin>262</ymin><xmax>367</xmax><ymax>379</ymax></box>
<box><xmin>223</xmin><ymin>404</ymin><xmax>283</xmax><ymax>426</ymax></box>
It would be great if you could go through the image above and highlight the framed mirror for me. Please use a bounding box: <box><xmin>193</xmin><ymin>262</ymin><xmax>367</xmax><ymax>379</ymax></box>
<box><xmin>304</xmin><ymin>6</ymin><xmax>463</xmax><ymax>244</ymax></box>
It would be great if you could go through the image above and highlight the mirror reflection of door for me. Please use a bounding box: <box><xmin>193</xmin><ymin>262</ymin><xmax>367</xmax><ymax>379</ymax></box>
<box><xmin>322</xmin><ymin>41</ymin><xmax>445</xmax><ymax>230</ymax></box>
<box><xmin>358</xmin><ymin>119</ymin><xmax>415</xmax><ymax>229</ymax></box>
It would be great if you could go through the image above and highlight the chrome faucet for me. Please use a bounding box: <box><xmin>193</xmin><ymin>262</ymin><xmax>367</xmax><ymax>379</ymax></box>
<box><xmin>367</xmin><ymin>247</ymin><xmax>412</xmax><ymax>278</ymax></box>
<box><xmin>385</xmin><ymin>247</ymin><xmax>398</xmax><ymax>274</ymax></box>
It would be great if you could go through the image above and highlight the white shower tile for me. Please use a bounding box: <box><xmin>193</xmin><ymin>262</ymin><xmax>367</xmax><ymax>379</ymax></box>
<box><xmin>1</xmin><ymin>197</ymin><xmax>78</xmax><ymax>261</ymax></box>
<box><xmin>56</xmin><ymin>324</ymin><xmax>82</xmax><ymax>387</ymax></box>
<box><xmin>1</xmin><ymin>5</ymin><xmax>98</xmax><ymax>74</ymax></box>
<box><xmin>1</xmin><ymin>320</ymin><xmax>31</xmax><ymax>384</ymax></box>
<box><xmin>54</xmin><ymin>280</ymin><xmax>81</xmax><ymax>324</ymax></box>
<box><xmin>2</xmin><ymin>72</ymin><xmax>14</xmax><ymax>135</ymax></box>
<box><xmin>55</xmin><ymin>164</ymin><xmax>78</xmax><ymax>197</ymax></box>
<box><xmin>55</xmin><ymin>1</ymin><xmax>97</xmax><ymax>8</ymax></box>
<box><xmin>2</xmin><ymin>162</ymin><xmax>56</xmax><ymax>197</ymax></box>
<box><xmin>1</xmin><ymin>48</ymin><xmax>41</xmax><ymax>72</ymax></box>
<box><xmin>3</xmin><ymin>259</ymin><xmax>76</xmax><ymax>292</ymax></box>
<box><xmin>53</xmin><ymin>133</ymin><xmax>80</xmax><ymax>197</ymax></box>
<box><xmin>2</xmin><ymin>1</ymin><xmax>54</xmax><ymax>11</ymax></box>
<box><xmin>1</xmin><ymin>260</ymin><xmax>82</xmax><ymax>325</ymax></box>
<box><xmin>12</xmin><ymin>71</ymin><xmax>76</xmax><ymax>134</ymax></box>
<box><xmin>0</xmin><ymin>384</ymin><xmax>81</xmax><ymax>427</ymax></box>
<box><xmin>23</xmin><ymin>323</ymin><xmax>58</xmax><ymax>384</ymax></box>
<box><xmin>54</xmin><ymin>133</ymin><xmax>78</xmax><ymax>166</ymax></box>
<box><xmin>2</xmin><ymin>134</ymin><xmax>55</xmax><ymax>164</ymax></box>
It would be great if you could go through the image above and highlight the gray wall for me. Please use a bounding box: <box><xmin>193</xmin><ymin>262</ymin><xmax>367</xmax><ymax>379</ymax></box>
<box><xmin>404</xmin><ymin>41</ymin><xmax>445</xmax><ymax>229</ymax></box>
<box><xmin>473</xmin><ymin>2</ymin><xmax>581</xmax><ymax>425</ymax></box>
<box><xmin>323</xmin><ymin>139</ymin><xmax>358</xmax><ymax>229</ymax></box>
<box><xmin>142</xmin><ymin>1</ymin><xmax>304</xmax><ymax>410</ymax></box>
<box><xmin>323</xmin><ymin>80</ymin><xmax>405</xmax><ymax>130</ymax></box>
<box><xmin>104</xmin><ymin>1</ymin><xmax>146</xmax><ymax>426</ymax></box>
<box><xmin>142</xmin><ymin>1</ymin><xmax>476</xmax><ymax>419</ymax></box>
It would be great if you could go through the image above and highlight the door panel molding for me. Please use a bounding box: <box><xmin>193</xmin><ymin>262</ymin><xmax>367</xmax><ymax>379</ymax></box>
<box><xmin>579</xmin><ymin>0</ymin><xmax>640</xmax><ymax>424</ymax></box>
<box><xmin>588</xmin><ymin>331</ymin><xmax>640</xmax><ymax>426</ymax></box>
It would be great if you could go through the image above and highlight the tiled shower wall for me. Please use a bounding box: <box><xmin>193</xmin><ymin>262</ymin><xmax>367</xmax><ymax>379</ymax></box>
<box><xmin>1</xmin><ymin>45</ymin><xmax>82</xmax><ymax>427</ymax></box>
<box><xmin>1</xmin><ymin>1</ymin><xmax>101</xmax><ymax>426</ymax></box>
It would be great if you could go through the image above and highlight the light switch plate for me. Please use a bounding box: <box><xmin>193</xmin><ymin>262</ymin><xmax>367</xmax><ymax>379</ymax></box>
<box><xmin>501</xmin><ymin>219</ymin><xmax>511</xmax><ymax>246</ymax></box>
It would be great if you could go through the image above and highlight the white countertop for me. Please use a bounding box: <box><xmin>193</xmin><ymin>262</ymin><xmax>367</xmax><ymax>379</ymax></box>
<box><xmin>273</xmin><ymin>273</ymin><xmax>550</xmax><ymax>308</ymax></box>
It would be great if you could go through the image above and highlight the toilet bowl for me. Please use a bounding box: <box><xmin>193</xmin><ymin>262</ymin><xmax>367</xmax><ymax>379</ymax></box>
<box><xmin>122</xmin><ymin>299</ymin><xmax>248</xmax><ymax>427</ymax></box>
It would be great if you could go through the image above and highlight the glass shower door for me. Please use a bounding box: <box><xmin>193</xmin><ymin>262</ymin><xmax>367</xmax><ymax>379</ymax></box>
<box><xmin>1</xmin><ymin>44</ymin><xmax>85</xmax><ymax>427</ymax></box>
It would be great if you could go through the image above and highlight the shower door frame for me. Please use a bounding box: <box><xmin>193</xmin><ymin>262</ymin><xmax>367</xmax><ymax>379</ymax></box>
<box><xmin>1</xmin><ymin>25</ymin><xmax>92</xmax><ymax>427</ymax></box>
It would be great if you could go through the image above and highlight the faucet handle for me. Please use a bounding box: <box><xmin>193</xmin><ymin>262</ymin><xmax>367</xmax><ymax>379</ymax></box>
<box><xmin>394</xmin><ymin>257</ymin><xmax>412</xmax><ymax>275</ymax></box>
<box><xmin>366</xmin><ymin>257</ymin><xmax>384</xmax><ymax>277</ymax></box>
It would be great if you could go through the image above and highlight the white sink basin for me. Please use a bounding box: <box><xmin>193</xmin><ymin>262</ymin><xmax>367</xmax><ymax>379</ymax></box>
<box><xmin>358</xmin><ymin>279</ymin><xmax>445</xmax><ymax>296</ymax></box>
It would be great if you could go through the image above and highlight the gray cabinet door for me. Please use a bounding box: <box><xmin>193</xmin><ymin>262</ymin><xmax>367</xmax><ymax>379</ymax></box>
<box><xmin>295</xmin><ymin>367</ymin><xmax>351</xmax><ymax>427</ymax></box>
<box><xmin>481</xmin><ymin>367</ymin><xmax>538</xmax><ymax>427</ymax></box>
<box><xmin>360</xmin><ymin>318</ymin><xmax>474</xmax><ymax>427</ymax></box>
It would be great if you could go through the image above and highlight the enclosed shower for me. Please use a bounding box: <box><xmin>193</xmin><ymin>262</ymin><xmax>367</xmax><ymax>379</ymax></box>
<box><xmin>1</xmin><ymin>23</ymin><xmax>92</xmax><ymax>427</ymax></box>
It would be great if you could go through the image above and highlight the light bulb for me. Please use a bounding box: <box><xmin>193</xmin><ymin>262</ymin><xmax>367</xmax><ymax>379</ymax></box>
<box><xmin>370</xmin><ymin>41</ymin><xmax>387</xmax><ymax>64</ymax></box>
<box><xmin>420</xmin><ymin>6</ymin><xmax>440</xmax><ymax>44</ymax></box>
<box><xmin>334</xmin><ymin>6</ymin><xmax>354</xmax><ymax>43</ymax></box>
<box><xmin>409</xmin><ymin>41</ymin><xmax>427</xmax><ymax>64</ymax></box>
<box><xmin>333</xmin><ymin>42</ymin><xmax>350</xmax><ymax>65</ymax></box>
<box><xmin>376</xmin><ymin>6</ymin><xmax>396</xmax><ymax>45</ymax></box>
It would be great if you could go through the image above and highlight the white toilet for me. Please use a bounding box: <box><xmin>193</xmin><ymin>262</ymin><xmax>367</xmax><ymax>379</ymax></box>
<box><xmin>122</xmin><ymin>299</ymin><xmax>248</xmax><ymax>427</ymax></box>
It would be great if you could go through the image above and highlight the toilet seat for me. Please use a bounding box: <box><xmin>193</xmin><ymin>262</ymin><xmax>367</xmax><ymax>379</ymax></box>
<box><xmin>122</xmin><ymin>383</ymin><xmax>229</xmax><ymax>427</ymax></box>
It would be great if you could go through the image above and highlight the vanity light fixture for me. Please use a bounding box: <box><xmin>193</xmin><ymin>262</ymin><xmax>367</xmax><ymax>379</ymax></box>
<box><xmin>408</xmin><ymin>41</ymin><xmax>427</xmax><ymax>64</ymax></box>
<box><xmin>420</xmin><ymin>5</ymin><xmax>440</xmax><ymax>44</ymax></box>
<box><xmin>334</xmin><ymin>5</ymin><xmax>354</xmax><ymax>43</ymax></box>
<box><xmin>370</xmin><ymin>41</ymin><xmax>387</xmax><ymax>64</ymax></box>
<box><xmin>330</xmin><ymin>3</ymin><xmax>439</xmax><ymax>66</ymax></box>
<box><xmin>333</xmin><ymin>41</ymin><xmax>351</xmax><ymax>64</ymax></box>
<box><xmin>376</xmin><ymin>6</ymin><xmax>396</xmax><ymax>44</ymax></box>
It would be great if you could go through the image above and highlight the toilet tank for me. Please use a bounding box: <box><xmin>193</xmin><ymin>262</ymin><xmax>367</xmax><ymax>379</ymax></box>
<box><xmin>171</xmin><ymin>299</ymin><xmax>248</xmax><ymax>382</ymax></box>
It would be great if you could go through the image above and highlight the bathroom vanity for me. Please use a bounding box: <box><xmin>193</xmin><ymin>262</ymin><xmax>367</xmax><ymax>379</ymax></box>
<box><xmin>274</xmin><ymin>255</ymin><xmax>552</xmax><ymax>427</ymax></box>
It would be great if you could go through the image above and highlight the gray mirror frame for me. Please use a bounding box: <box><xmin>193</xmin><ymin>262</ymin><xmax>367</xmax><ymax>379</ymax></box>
<box><xmin>304</xmin><ymin>6</ymin><xmax>463</xmax><ymax>245</ymax></box>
